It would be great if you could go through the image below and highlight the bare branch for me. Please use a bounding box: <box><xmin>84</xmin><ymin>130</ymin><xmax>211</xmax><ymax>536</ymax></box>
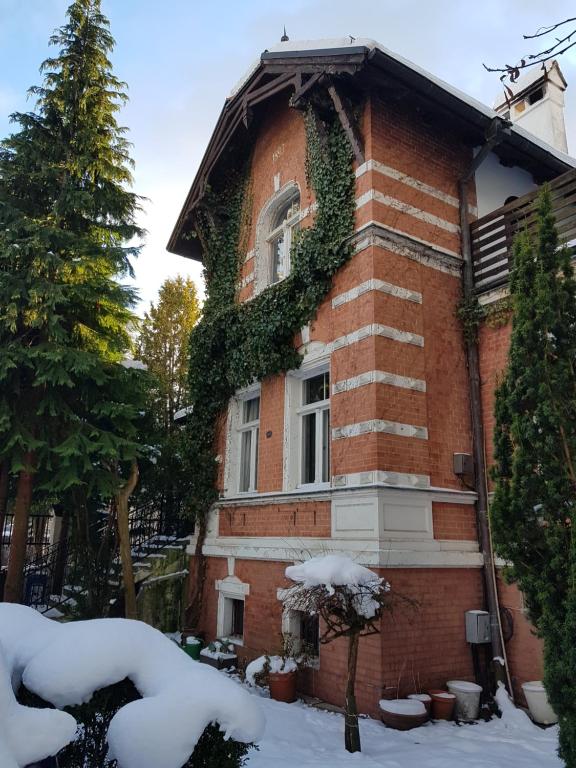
<box><xmin>484</xmin><ymin>17</ymin><xmax>576</xmax><ymax>83</ymax></box>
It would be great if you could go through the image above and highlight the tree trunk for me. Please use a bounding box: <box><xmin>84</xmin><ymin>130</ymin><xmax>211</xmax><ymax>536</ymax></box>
<box><xmin>344</xmin><ymin>631</ymin><xmax>361</xmax><ymax>753</ymax></box>
<box><xmin>115</xmin><ymin>460</ymin><xmax>139</xmax><ymax>620</ymax></box>
<box><xmin>184</xmin><ymin>515</ymin><xmax>207</xmax><ymax>631</ymax></box>
<box><xmin>4</xmin><ymin>454</ymin><xmax>35</xmax><ymax>603</ymax></box>
<box><xmin>0</xmin><ymin>461</ymin><xmax>9</xmax><ymax>570</ymax></box>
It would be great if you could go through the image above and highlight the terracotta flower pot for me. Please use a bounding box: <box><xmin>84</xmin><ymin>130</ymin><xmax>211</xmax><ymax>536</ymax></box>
<box><xmin>269</xmin><ymin>670</ymin><xmax>297</xmax><ymax>703</ymax></box>
<box><xmin>408</xmin><ymin>693</ymin><xmax>432</xmax><ymax>716</ymax></box>
<box><xmin>379</xmin><ymin>699</ymin><xmax>428</xmax><ymax>730</ymax></box>
<box><xmin>428</xmin><ymin>689</ymin><xmax>456</xmax><ymax>720</ymax></box>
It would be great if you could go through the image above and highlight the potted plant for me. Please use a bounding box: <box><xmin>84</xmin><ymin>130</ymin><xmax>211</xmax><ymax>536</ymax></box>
<box><xmin>245</xmin><ymin>635</ymin><xmax>300</xmax><ymax>703</ymax></box>
<box><xmin>182</xmin><ymin>634</ymin><xmax>202</xmax><ymax>661</ymax></box>
<box><xmin>199</xmin><ymin>637</ymin><xmax>238</xmax><ymax>670</ymax></box>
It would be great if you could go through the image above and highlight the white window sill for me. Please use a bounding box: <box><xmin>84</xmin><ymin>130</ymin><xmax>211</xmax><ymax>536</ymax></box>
<box><xmin>296</xmin><ymin>483</ymin><xmax>331</xmax><ymax>493</ymax></box>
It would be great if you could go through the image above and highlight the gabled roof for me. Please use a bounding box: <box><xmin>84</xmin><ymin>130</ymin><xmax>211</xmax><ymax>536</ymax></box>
<box><xmin>168</xmin><ymin>38</ymin><xmax>575</xmax><ymax>261</ymax></box>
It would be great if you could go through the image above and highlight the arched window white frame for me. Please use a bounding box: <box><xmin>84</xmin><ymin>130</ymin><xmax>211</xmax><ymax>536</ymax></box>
<box><xmin>254</xmin><ymin>184</ymin><xmax>300</xmax><ymax>293</ymax></box>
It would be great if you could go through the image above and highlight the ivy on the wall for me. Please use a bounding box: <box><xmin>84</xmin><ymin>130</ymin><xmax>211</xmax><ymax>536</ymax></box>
<box><xmin>183</xmin><ymin>107</ymin><xmax>356</xmax><ymax>526</ymax></box>
<box><xmin>456</xmin><ymin>294</ymin><xmax>513</xmax><ymax>342</ymax></box>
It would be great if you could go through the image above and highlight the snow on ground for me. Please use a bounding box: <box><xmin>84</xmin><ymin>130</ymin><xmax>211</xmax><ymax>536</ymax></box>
<box><xmin>244</xmin><ymin>684</ymin><xmax>562</xmax><ymax>768</ymax></box>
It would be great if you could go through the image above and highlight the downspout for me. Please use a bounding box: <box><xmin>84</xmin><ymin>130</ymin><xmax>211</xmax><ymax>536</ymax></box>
<box><xmin>458</xmin><ymin>117</ymin><xmax>514</xmax><ymax>696</ymax></box>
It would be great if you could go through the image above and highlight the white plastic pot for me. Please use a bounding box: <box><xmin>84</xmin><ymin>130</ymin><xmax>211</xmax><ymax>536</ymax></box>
<box><xmin>522</xmin><ymin>681</ymin><xmax>558</xmax><ymax>725</ymax></box>
<box><xmin>446</xmin><ymin>680</ymin><xmax>482</xmax><ymax>721</ymax></box>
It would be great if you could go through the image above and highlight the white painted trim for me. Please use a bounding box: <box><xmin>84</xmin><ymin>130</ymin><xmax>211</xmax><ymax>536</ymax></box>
<box><xmin>333</xmin><ymin>370</ymin><xmax>426</xmax><ymax>394</ymax></box>
<box><xmin>332</xmin><ymin>469</ymin><xmax>430</xmax><ymax>489</ymax></box>
<box><xmin>331</xmin><ymin>278</ymin><xmax>422</xmax><ymax>308</ymax></box>
<box><xmin>239</xmin><ymin>271</ymin><xmax>254</xmax><ymax>289</ymax></box>
<box><xmin>215</xmin><ymin>575</ymin><xmax>250</xmax><ymax>641</ymax></box>
<box><xmin>356</xmin><ymin>159</ymin><xmax>477</xmax><ymax>215</ymax></box>
<box><xmin>477</xmin><ymin>285</ymin><xmax>510</xmax><ymax>306</ymax></box>
<box><xmin>354</xmin><ymin>220</ymin><xmax>462</xmax><ymax>262</ymax></box>
<box><xmin>356</xmin><ymin>190</ymin><xmax>460</xmax><ymax>234</ymax></box>
<box><xmin>198</xmin><ymin>535</ymin><xmax>483</xmax><ymax>568</ymax></box>
<box><xmin>332</xmin><ymin>419</ymin><xmax>428</xmax><ymax>441</ymax></box>
<box><xmin>330</xmin><ymin>323</ymin><xmax>424</xmax><ymax>352</ymax></box>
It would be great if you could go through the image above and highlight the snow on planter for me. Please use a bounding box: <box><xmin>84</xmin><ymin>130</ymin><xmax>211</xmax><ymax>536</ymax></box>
<box><xmin>245</xmin><ymin>655</ymin><xmax>298</xmax><ymax>687</ymax></box>
<box><xmin>285</xmin><ymin>554</ymin><xmax>389</xmax><ymax>618</ymax></box>
<box><xmin>379</xmin><ymin>699</ymin><xmax>427</xmax><ymax>716</ymax></box>
<box><xmin>0</xmin><ymin>604</ymin><xmax>264</xmax><ymax>768</ymax></box>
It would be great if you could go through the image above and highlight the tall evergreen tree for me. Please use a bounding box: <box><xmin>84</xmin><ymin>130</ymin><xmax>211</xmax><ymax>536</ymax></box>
<box><xmin>491</xmin><ymin>188</ymin><xmax>576</xmax><ymax>765</ymax></box>
<box><xmin>135</xmin><ymin>276</ymin><xmax>200</xmax><ymax>528</ymax></box>
<box><xmin>137</xmin><ymin>276</ymin><xmax>200</xmax><ymax>432</ymax></box>
<box><xmin>0</xmin><ymin>0</ymin><xmax>144</xmax><ymax>602</ymax></box>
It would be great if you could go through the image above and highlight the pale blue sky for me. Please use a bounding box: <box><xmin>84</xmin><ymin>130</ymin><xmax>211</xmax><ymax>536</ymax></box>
<box><xmin>1</xmin><ymin>0</ymin><xmax>575</xmax><ymax>313</ymax></box>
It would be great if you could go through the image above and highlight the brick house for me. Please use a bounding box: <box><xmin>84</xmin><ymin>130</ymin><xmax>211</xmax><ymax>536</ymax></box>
<box><xmin>168</xmin><ymin>39</ymin><xmax>575</xmax><ymax>715</ymax></box>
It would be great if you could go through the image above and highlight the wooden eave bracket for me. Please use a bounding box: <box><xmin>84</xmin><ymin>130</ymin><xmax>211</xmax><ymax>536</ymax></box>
<box><xmin>327</xmin><ymin>81</ymin><xmax>365</xmax><ymax>165</ymax></box>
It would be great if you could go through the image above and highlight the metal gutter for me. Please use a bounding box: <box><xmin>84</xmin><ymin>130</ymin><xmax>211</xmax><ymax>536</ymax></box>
<box><xmin>458</xmin><ymin>116</ymin><xmax>514</xmax><ymax>697</ymax></box>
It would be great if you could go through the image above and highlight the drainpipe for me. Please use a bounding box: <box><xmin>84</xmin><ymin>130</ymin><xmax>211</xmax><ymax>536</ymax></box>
<box><xmin>458</xmin><ymin>116</ymin><xmax>514</xmax><ymax>696</ymax></box>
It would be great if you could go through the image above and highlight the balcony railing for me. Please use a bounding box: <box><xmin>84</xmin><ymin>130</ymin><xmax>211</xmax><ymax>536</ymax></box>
<box><xmin>471</xmin><ymin>167</ymin><xmax>576</xmax><ymax>293</ymax></box>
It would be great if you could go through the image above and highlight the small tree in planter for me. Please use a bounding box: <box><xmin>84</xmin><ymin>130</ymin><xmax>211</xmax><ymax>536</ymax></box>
<box><xmin>282</xmin><ymin>554</ymin><xmax>394</xmax><ymax>753</ymax></box>
<box><xmin>245</xmin><ymin>634</ymin><xmax>301</xmax><ymax>703</ymax></box>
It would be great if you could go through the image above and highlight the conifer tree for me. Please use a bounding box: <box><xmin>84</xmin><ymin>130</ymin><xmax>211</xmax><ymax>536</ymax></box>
<box><xmin>0</xmin><ymin>0</ymin><xmax>144</xmax><ymax>602</ymax></box>
<box><xmin>135</xmin><ymin>276</ymin><xmax>200</xmax><ymax>527</ymax></box>
<box><xmin>491</xmin><ymin>187</ymin><xmax>576</xmax><ymax>765</ymax></box>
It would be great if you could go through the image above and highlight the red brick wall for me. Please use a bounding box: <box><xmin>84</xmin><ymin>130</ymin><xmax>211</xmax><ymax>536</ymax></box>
<box><xmin>257</xmin><ymin>375</ymin><xmax>285</xmax><ymax>493</ymax></box>
<box><xmin>432</xmin><ymin>503</ymin><xmax>477</xmax><ymax>541</ymax></box>
<box><xmin>190</xmin><ymin>557</ymin><xmax>484</xmax><ymax>717</ymax></box>
<box><xmin>218</xmin><ymin>501</ymin><xmax>331</xmax><ymax>538</ymax></box>
<box><xmin>478</xmin><ymin>319</ymin><xmax>512</xmax><ymax>479</ymax></box>
<box><xmin>497</xmin><ymin>577</ymin><xmax>544</xmax><ymax>704</ymax></box>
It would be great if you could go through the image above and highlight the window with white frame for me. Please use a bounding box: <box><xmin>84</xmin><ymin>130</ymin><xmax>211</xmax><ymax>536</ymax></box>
<box><xmin>283</xmin><ymin>608</ymin><xmax>320</xmax><ymax>658</ymax></box>
<box><xmin>299</xmin><ymin>371</ymin><xmax>330</xmax><ymax>486</ymax></box>
<box><xmin>216</xmin><ymin>576</ymin><xmax>249</xmax><ymax>644</ymax></box>
<box><xmin>266</xmin><ymin>190</ymin><xmax>300</xmax><ymax>285</ymax></box>
<box><xmin>238</xmin><ymin>395</ymin><xmax>260</xmax><ymax>493</ymax></box>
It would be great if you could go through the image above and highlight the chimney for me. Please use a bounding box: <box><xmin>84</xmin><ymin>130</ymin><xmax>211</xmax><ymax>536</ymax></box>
<box><xmin>494</xmin><ymin>61</ymin><xmax>568</xmax><ymax>153</ymax></box>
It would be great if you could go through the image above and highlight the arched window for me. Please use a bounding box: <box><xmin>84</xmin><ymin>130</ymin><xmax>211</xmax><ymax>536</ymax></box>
<box><xmin>266</xmin><ymin>191</ymin><xmax>300</xmax><ymax>284</ymax></box>
<box><xmin>253</xmin><ymin>185</ymin><xmax>300</xmax><ymax>293</ymax></box>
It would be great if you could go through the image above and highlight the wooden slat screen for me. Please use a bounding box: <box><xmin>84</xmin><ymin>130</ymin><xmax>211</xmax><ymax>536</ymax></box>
<box><xmin>471</xmin><ymin>168</ymin><xmax>576</xmax><ymax>292</ymax></box>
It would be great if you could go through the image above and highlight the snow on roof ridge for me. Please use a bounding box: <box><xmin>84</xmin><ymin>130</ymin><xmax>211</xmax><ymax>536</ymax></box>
<box><xmin>227</xmin><ymin>37</ymin><xmax>575</xmax><ymax>168</ymax></box>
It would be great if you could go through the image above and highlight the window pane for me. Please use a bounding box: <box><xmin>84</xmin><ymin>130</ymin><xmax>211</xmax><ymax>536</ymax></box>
<box><xmin>231</xmin><ymin>599</ymin><xmax>244</xmax><ymax>637</ymax></box>
<box><xmin>254</xmin><ymin>427</ymin><xmax>259</xmax><ymax>489</ymax></box>
<box><xmin>271</xmin><ymin>234</ymin><xmax>285</xmax><ymax>283</ymax></box>
<box><xmin>272</xmin><ymin>196</ymin><xmax>299</xmax><ymax>229</ymax></box>
<box><xmin>239</xmin><ymin>430</ymin><xmax>252</xmax><ymax>492</ymax></box>
<box><xmin>303</xmin><ymin>372</ymin><xmax>330</xmax><ymax>405</ymax></box>
<box><xmin>302</xmin><ymin>412</ymin><xmax>316</xmax><ymax>484</ymax></box>
<box><xmin>301</xmin><ymin>613</ymin><xmax>320</xmax><ymax>656</ymax></box>
<box><xmin>243</xmin><ymin>396</ymin><xmax>260</xmax><ymax>423</ymax></box>
<box><xmin>322</xmin><ymin>408</ymin><xmax>330</xmax><ymax>483</ymax></box>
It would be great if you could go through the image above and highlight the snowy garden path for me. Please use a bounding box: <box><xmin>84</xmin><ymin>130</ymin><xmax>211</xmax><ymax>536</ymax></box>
<box><xmin>244</xmin><ymin>687</ymin><xmax>562</xmax><ymax>768</ymax></box>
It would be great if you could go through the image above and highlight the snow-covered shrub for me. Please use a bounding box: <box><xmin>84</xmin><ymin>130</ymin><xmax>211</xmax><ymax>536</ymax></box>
<box><xmin>0</xmin><ymin>604</ymin><xmax>264</xmax><ymax>768</ymax></box>
<box><xmin>19</xmin><ymin>679</ymin><xmax>253</xmax><ymax>768</ymax></box>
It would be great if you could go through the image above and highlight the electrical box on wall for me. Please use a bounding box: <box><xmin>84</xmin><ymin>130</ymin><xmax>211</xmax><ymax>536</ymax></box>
<box><xmin>465</xmin><ymin>610</ymin><xmax>491</xmax><ymax>644</ymax></box>
<box><xmin>453</xmin><ymin>453</ymin><xmax>474</xmax><ymax>479</ymax></box>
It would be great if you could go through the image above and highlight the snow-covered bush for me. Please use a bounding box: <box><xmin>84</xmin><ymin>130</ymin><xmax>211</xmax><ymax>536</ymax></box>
<box><xmin>20</xmin><ymin>679</ymin><xmax>253</xmax><ymax>768</ymax></box>
<box><xmin>0</xmin><ymin>604</ymin><xmax>264</xmax><ymax>768</ymax></box>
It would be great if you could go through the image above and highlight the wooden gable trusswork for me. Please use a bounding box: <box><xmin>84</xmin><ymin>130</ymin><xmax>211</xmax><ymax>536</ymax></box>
<box><xmin>168</xmin><ymin>42</ymin><xmax>574</xmax><ymax>262</ymax></box>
